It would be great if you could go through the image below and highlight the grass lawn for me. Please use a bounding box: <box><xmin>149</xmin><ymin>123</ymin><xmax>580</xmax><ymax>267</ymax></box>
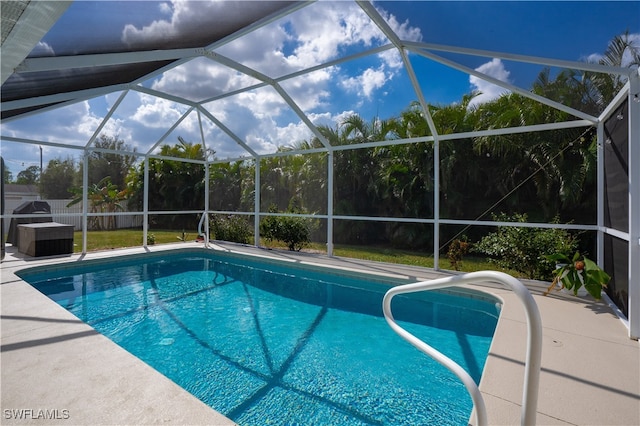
<box><xmin>70</xmin><ymin>229</ymin><xmax>520</xmax><ymax>277</ymax></box>
<box><xmin>331</xmin><ymin>244</ymin><xmax>519</xmax><ymax>276</ymax></box>
<box><xmin>73</xmin><ymin>229</ymin><xmax>197</xmax><ymax>253</ymax></box>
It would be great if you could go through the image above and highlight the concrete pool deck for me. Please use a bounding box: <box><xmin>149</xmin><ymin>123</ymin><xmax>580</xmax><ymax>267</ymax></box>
<box><xmin>1</xmin><ymin>242</ymin><xmax>638</xmax><ymax>425</ymax></box>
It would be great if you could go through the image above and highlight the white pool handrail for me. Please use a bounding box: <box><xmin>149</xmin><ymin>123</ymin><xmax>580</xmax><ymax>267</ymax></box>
<box><xmin>382</xmin><ymin>270</ymin><xmax>542</xmax><ymax>426</ymax></box>
<box><xmin>197</xmin><ymin>212</ymin><xmax>209</xmax><ymax>247</ymax></box>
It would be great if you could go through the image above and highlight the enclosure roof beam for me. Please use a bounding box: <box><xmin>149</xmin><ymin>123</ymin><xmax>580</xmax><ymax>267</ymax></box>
<box><xmin>599</xmin><ymin>80</ymin><xmax>631</xmax><ymax>122</ymax></box>
<box><xmin>202</xmin><ymin>50</ymin><xmax>276</xmax><ymax>85</ymax></box>
<box><xmin>202</xmin><ymin>50</ymin><xmax>332</xmax><ymax>150</ymax></box>
<box><xmin>15</xmin><ymin>48</ymin><xmax>204</xmax><ymax>73</ymax></box>
<box><xmin>146</xmin><ymin>107</ymin><xmax>196</xmax><ymax>156</ymax></box>
<box><xmin>408</xmin><ymin>46</ymin><xmax>600</xmax><ymax>123</ymax></box>
<box><xmin>357</xmin><ymin>1</ymin><xmax>440</xmax><ymax>138</ymax></box>
<box><xmin>1</xmin><ymin>1</ymin><xmax>72</xmax><ymax>84</ymax></box>
<box><xmin>272</xmin><ymin>82</ymin><xmax>333</xmax><ymax>150</ymax></box>
<box><xmin>86</xmin><ymin>90</ymin><xmax>130</xmax><ymax>149</ymax></box>
<box><xmin>357</xmin><ymin>1</ymin><xmax>404</xmax><ymax>47</ymax></box>
<box><xmin>198</xmin><ymin>43</ymin><xmax>394</xmax><ymax>105</ymax></box>
<box><xmin>123</xmin><ymin>2</ymin><xmax>315</xmax><ymax>93</ymax></box>
<box><xmin>197</xmin><ymin>107</ymin><xmax>259</xmax><ymax>158</ymax></box>
<box><xmin>1</xmin><ymin>83</ymin><xmax>131</xmax><ymax>121</ymax></box>
<box><xmin>0</xmin><ymin>135</ymin><xmax>86</xmax><ymax>151</ymax></box>
<box><xmin>132</xmin><ymin>85</ymin><xmax>198</xmax><ymax>108</ymax></box>
<box><xmin>404</xmin><ymin>41</ymin><xmax>633</xmax><ymax>76</ymax></box>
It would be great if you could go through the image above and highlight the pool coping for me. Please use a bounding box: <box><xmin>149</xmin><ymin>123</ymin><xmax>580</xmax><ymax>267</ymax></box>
<box><xmin>2</xmin><ymin>242</ymin><xmax>639</xmax><ymax>425</ymax></box>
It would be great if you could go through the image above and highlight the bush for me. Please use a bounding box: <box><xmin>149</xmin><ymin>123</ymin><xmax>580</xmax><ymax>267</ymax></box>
<box><xmin>210</xmin><ymin>214</ymin><xmax>252</xmax><ymax>244</ymax></box>
<box><xmin>260</xmin><ymin>204</ymin><xmax>312</xmax><ymax>251</ymax></box>
<box><xmin>447</xmin><ymin>237</ymin><xmax>470</xmax><ymax>271</ymax></box>
<box><xmin>473</xmin><ymin>213</ymin><xmax>578</xmax><ymax>280</ymax></box>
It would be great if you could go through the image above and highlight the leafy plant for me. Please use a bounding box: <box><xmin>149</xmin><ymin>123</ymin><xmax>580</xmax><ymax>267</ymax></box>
<box><xmin>260</xmin><ymin>203</ymin><xmax>314</xmax><ymax>251</ymax></box>
<box><xmin>544</xmin><ymin>252</ymin><xmax>610</xmax><ymax>299</ymax></box>
<box><xmin>473</xmin><ymin>213</ymin><xmax>578</xmax><ymax>279</ymax></box>
<box><xmin>67</xmin><ymin>176</ymin><xmax>128</xmax><ymax>230</ymax></box>
<box><xmin>210</xmin><ymin>214</ymin><xmax>252</xmax><ymax>244</ymax></box>
<box><xmin>147</xmin><ymin>233</ymin><xmax>156</xmax><ymax>245</ymax></box>
<box><xmin>447</xmin><ymin>237</ymin><xmax>470</xmax><ymax>271</ymax></box>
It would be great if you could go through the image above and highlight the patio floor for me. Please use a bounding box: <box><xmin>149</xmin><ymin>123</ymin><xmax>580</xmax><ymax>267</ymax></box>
<box><xmin>1</xmin><ymin>242</ymin><xmax>638</xmax><ymax>425</ymax></box>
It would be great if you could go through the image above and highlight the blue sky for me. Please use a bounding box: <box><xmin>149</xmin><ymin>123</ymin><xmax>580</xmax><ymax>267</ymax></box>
<box><xmin>1</xmin><ymin>0</ymin><xmax>639</xmax><ymax>176</ymax></box>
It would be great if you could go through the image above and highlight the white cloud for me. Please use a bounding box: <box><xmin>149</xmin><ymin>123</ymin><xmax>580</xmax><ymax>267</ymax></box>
<box><xmin>151</xmin><ymin>58</ymin><xmax>261</xmax><ymax>102</ymax></box>
<box><xmin>341</xmin><ymin>66</ymin><xmax>390</xmax><ymax>99</ymax></box>
<box><xmin>149</xmin><ymin>1</ymin><xmax>421</xmax><ymax>114</ymax></box>
<box><xmin>281</xmin><ymin>3</ymin><xmax>386</xmax><ymax>69</ymax></box>
<box><xmin>115</xmin><ymin>1</ymin><xmax>423</xmax><ymax>158</ymax></box>
<box><xmin>375</xmin><ymin>7</ymin><xmax>422</xmax><ymax>70</ymax></box>
<box><xmin>0</xmin><ymin>100</ymin><xmax>137</xmax><ymax>167</ymax></box>
<box><xmin>122</xmin><ymin>1</ymin><xmax>221</xmax><ymax>46</ymax></box>
<box><xmin>586</xmin><ymin>53</ymin><xmax>603</xmax><ymax>63</ymax></box>
<box><xmin>158</xmin><ymin>2</ymin><xmax>172</xmax><ymax>16</ymax></box>
<box><xmin>468</xmin><ymin>58</ymin><xmax>511</xmax><ymax>108</ymax></box>
<box><xmin>279</xmin><ymin>69</ymin><xmax>334</xmax><ymax>111</ymax></box>
<box><xmin>30</xmin><ymin>41</ymin><xmax>55</xmax><ymax>56</ymax></box>
<box><xmin>131</xmin><ymin>95</ymin><xmax>185</xmax><ymax>128</ymax></box>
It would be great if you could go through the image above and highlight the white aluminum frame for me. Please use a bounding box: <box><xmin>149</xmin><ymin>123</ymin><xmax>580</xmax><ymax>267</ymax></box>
<box><xmin>1</xmin><ymin>0</ymin><xmax>637</xmax><ymax>339</ymax></box>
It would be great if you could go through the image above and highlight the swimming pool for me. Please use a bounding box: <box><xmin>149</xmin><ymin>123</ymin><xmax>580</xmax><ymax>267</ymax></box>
<box><xmin>19</xmin><ymin>249</ymin><xmax>500</xmax><ymax>425</ymax></box>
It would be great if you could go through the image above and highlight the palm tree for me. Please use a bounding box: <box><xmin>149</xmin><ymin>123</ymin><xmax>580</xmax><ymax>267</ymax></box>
<box><xmin>67</xmin><ymin>176</ymin><xmax>127</xmax><ymax>230</ymax></box>
<box><xmin>586</xmin><ymin>30</ymin><xmax>640</xmax><ymax>110</ymax></box>
<box><xmin>533</xmin><ymin>31</ymin><xmax>640</xmax><ymax>116</ymax></box>
<box><xmin>471</xmin><ymin>91</ymin><xmax>596</xmax><ymax>222</ymax></box>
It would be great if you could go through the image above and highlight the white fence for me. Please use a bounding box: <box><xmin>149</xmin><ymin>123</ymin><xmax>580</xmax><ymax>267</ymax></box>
<box><xmin>4</xmin><ymin>199</ymin><xmax>142</xmax><ymax>230</ymax></box>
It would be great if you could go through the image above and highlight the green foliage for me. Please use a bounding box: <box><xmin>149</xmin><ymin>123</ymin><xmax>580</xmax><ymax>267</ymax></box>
<box><xmin>260</xmin><ymin>203</ymin><xmax>313</xmax><ymax>251</ymax></box>
<box><xmin>40</xmin><ymin>157</ymin><xmax>78</xmax><ymax>199</ymax></box>
<box><xmin>209</xmin><ymin>161</ymin><xmax>255</xmax><ymax>212</ymax></box>
<box><xmin>16</xmin><ymin>165</ymin><xmax>40</xmax><ymax>185</ymax></box>
<box><xmin>210</xmin><ymin>214</ymin><xmax>252</xmax><ymax>244</ymax></box>
<box><xmin>87</xmin><ymin>135</ymin><xmax>137</xmax><ymax>189</ymax></box>
<box><xmin>2</xmin><ymin>158</ymin><xmax>12</xmax><ymax>183</ymax></box>
<box><xmin>126</xmin><ymin>137</ymin><xmax>209</xmax><ymax>229</ymax></box>
<box><xmin>447</xmin><ymin>237</ymin><xmax>470</xmax><ymax>271</ymax></box>
<box><xmin>544</xmin><ymin>252</ymin><xmax>610</xmax><ymax>299</ymax></box>
<box><xmin>473</xmin><ymin>213</ymin><xmax>578</xmax><ymax>280</ymax></box>
<box><xmin>146</xmin><ymin>233</ymin><xmax>156</xmax><ymax>245</ymax></box>
<box><xmin>67</xmin><ymin>176</ymin><xmax>127</xmax><ymax>230</ymax></box>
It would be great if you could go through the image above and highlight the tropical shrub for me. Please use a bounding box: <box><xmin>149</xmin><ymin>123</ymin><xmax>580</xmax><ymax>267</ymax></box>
<box><xmin>447</xmin><ymin>237</ymin><xmax>470</xmax><ymax>271</ymax></box>
<box><xmin>210</xmin><ymin>214</ymin><xmax>252</xmax><ymax>244</ymax></box>
<box><xmin>473</xmin><ymin>213</ymin><xmax>578</xmax><ymax>279</ymax></box>
<box><xmin>260</xmin><ymin>204</ymin><xmax>313</xmax><ymax>251</ymax></box>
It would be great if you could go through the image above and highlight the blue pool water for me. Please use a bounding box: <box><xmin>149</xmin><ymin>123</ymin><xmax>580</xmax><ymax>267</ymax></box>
<box><xmin>19</xmin><ymin>249</ymin><xmax>500</xmax><ymax>425</ymax></box>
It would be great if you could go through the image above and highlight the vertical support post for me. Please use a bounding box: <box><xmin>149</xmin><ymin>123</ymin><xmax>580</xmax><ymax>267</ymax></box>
<box><xmin>433</xmin><ymin>136</ymin><xmax>440</xmax><ymax>270</ymax></box>
<box><xmin>597</xmin><ymin>122</ymin><xmax>604</xmax><ymax>264</ymax></box>
<box><xmin>198</xmin><ymin>109</ymin><xmax>209</xmax><ymax>243</ymax></box>
<box><xmin>327</xmin><ymin>150</ymin><xmax>334</xmax><ymax>256</ymax></box>
<box><xmin>203</xmin><ymin>160</ymin><xmax>210</xmax><ymax>244</ymax></box>
<box><xmin>143</xmin><ymin>157</ymin><xmax>149</xmax><ymax>248</ymax></box>
<box><xmin>1</xmin><ymin>157</ymin><xmax>5</xmax><ymax>261</ymax></box>
<box><xmin>628</xmin><ymin>70</ymin><xmax>640</xmax><ymax>340</ymax></box>
<box><xmin>82</xmin><ymin>151</ymin><xmax>88</xmax><ymax>254</ymax></box>
<box><xmin>254</xmin><ymin>157</ymin><xmax>261</xmax><ymax>247</ymax></box>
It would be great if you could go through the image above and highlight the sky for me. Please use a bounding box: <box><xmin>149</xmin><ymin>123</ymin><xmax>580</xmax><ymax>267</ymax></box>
<box><xmin>1</xmin><ymin>0</ymin><xmax>639</xmax><ymax>177</ymax></box>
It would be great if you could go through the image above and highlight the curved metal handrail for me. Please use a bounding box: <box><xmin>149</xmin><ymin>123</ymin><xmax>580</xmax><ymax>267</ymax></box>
<box><xmin>382</xmin><ymin>270</ymin><xmax>542</xmax><ymax>426</ymax></box>
<box><xmin>197</xmin><ymin>212</ymin><xmax>209</xmax><ymax>247</ymax></box>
